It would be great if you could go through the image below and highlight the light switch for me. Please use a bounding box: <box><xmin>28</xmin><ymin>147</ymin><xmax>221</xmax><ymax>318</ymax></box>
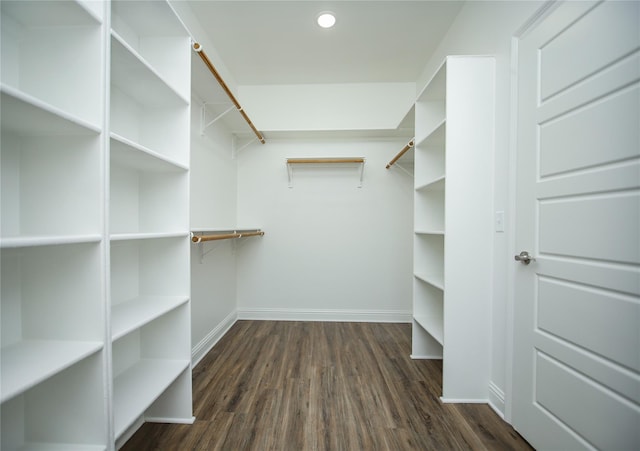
<box><xmin>495</xmin><ymin>211</ymin><xmax>505</xmax><ymax>232</ymax></box>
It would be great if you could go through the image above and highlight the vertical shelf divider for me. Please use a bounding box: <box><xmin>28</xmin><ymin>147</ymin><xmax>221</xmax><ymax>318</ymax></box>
<box><xmin>412</xmin><ymin>56</ymin><xmax>495</xmax><ymax>403</ymax></box>
<box><xmin>109</xmin><ymin>1</ymin><xmax>194</xmax><ymax>447</ymax></box>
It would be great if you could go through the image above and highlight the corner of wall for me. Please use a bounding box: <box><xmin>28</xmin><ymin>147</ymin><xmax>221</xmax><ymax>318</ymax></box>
<box><xmin>191</xmin><ymin>310</ymin><xmax>238</xmax><ymax>368</ymax></box>
<box><xmin>488</xmin><ymin>381</ymin><xmax>506</xmax><ymax>419</ymax></box>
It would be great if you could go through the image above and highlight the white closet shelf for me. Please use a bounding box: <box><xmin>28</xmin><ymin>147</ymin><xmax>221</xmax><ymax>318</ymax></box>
<box><xmin>113</xmin><ymin>359</ymin><xmax>190</xmax><ymax>438</ymax></box>
<box><xmin>414</xmin><ymin>271</ymin><xmax>445</xmax><ymax>291</ymax></box>
<box><xmin>414</xmin><ymin>315</ymin><xmax>444</xmax><ymax>346</ymax></box>
<box><xmin>0</xmin><ymin>234</ymin><xmax>102</xmax><ymax>249</ymax></box>
<box><xmin>286</xmin><ymin>157</ymin><xmax>365</xmax><ymax>164</ymax></box>
<box><xmin>1</xmin><ymin>1</ymin><xmax>193</xmax><ymax>446</ymax></box>
<box><xmin>286</xmin><ymin>157</ymin><xmax>366</xmax><ymax>188</ymax></box>
<box><xmin>415</xmin><ymin>229</ymin><xmax>445</xmax><ymax>236</ymax></box>
<box><xmin>111</xmin><ymin>0</ymin><xmax>186</xmax><ymax>37</ymax></box>
<box><xmin>416</xmin><ymin>176</ymin><xmax>446</xmax><ymax>192</ymax></box>
<box><xmin>417</xmin><ymin>59</ymin><xmax>447</xmax><ymax>102</ymax></box>
<box><xmin>191</xmin><ymin>231</ymin><xmax>264</xmax><ymax>244</ymax></box>
<box><xmin>111</xmin><ymin>133</ymin><xmax>188</xmax><ymax>172</ymax></box>
<box><xmin>111</xmin><ymin>32</ymin><xmax>189</xmax><ymax>108</ymax></box>
<box><xmin>191</xmin><ymin>227</ymin><xmax>263</xmax><ymax>233</ymax></box>
<box><xmin>112</xmin><ymin>296</ymin><xmax>190</xmax><ymax>341</ymax></box>
<box><xmin>416</xmin><ymin>118</ymin><xmax>446</xmax><ymax>148</ymax></box>
<box><xmin>1</xmin><ymin>340</ymin><xmax>103</xmax><ymax>403</ymax></box>
<box><xmin>0</xmin><ymin>85</ymin><xmax>101</xmax><ymax>136</ymax></box>
<box><xmin>0</xmin><ymin>0</ymin><xmax>101</xmax><ymax>28</ymax></box>
<box><xmin>110</xmin><ymin>232</ymin><xmax>189</xmax><ymax>242</ymax></box>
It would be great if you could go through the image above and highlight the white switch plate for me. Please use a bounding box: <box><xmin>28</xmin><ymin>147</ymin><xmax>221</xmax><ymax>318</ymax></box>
<box><xmin>495</xmin><ymin>210</ymin><xmax>505</xmax><ymax>232</ymax></box>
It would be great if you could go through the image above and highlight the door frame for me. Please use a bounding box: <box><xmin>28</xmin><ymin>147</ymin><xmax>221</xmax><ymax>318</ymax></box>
<box><xmin>505</xmin><ymin>0</ymin><xmax>557</xmax><ymax>425</ymax></box>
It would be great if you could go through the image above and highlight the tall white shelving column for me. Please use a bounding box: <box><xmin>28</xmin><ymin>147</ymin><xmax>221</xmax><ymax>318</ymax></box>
<box><xmin>0</xmin><ymin>0</ymin><xmax>109</xmax><ymax>449</ymax></box>
<box><xmin>108</xmin><ymin>0</ymin><xmax>194</xmax><ymax>447</ymax></box>
<box><xmin>412</xmin><ymin>56</ymin><xmax>495</xmax><ymax>402</ymax></box>
<box><xmin>1</xmin><ymin>0</ymin><xmax>195</xmax><ymax>449</ymax></box>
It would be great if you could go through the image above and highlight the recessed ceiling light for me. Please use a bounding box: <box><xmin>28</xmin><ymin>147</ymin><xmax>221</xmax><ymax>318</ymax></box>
<box><xmin>317</xmin><ymin>12</ymin><xmax>336</xmax><ymax>28</ymax></box>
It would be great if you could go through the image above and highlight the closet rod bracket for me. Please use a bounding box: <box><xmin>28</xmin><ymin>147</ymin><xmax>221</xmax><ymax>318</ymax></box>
<box><xmin>393</xmin><ymin>163</ymin><xmax>414</xmax><ymax>178</ymax></box>
<box><xmin>232</xmin><ymin>135</ymin><xmax>259</xmax><ymax>159</ymax></box>
<box><xmin>200</xmin><ymin>104</ymin><xmax>235</xmax><ymax>136</ymax></box>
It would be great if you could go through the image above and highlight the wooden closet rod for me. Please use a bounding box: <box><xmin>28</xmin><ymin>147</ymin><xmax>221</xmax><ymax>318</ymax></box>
<box><xmin>386</xmin><ymin>139</ymin><xmax>414</xmax><ymax>169</ymax></box>
<box><xmin>192</xmin><ymin>230</ymin><xmax>264</xmax><ymax>243</ymax></box>
<box><xmin>287</xmin><ymin>157</ymin><xmax>365</xmax><ymax>164</ymax></box>
<box><xmin>192</xmin><ymin>42</ymin><xmax>266</xmax><ymax>144</ymax></box>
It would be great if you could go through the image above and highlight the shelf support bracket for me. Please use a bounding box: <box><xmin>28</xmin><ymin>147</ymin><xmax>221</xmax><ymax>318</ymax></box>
<box><xmin>287</xmin><ymin>162</ymin><xmax>294</xmax><ymax>188</ymax></box>
<box><xmin>193</xmin><ymin>42</ymin><xmax>266</xmax><ymax>144</ymax></box>
<box><xmin>392</xmin><ymin>163</ymin><xmax>414</xmax><ymax>178</ymax></box>
<box><xmin>232</xmin><ymin>135</ymin><xmax>258</xmax><ymax>159</ymax></box>
<box><xmin>200</xmin><ymin>103</ymin><xmax>235</xmax><ymax>136</ymax></box>
<box><xmin>198</xmin><ymin>242</ymin><xmax>220</xmax><ymax>264</ymax></box>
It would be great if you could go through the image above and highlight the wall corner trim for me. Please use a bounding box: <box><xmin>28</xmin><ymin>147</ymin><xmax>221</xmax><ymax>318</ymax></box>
<box><xmin>488</xmin><ymin>381</ymin><xmax>506</xmax><ymax>419</ymax></box>
<box><xmin>191</xmin><ymin>310</ymin><xmax>238</xmax><ymax>367</ymax></box>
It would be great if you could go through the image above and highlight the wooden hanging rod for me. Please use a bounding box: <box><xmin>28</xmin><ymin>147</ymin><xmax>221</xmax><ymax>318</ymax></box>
<box><xmin>386</xmin><ymin>139</ymin><xmax>415</xmax><ymax>169</ymax></box>
<box><xmin>192</xmin><ymin>42</ymin><xmax>266</xmax><ymax>144</ymax></box>
<box><xmin>192</xmin><ymin>230</ymin><xmax>264</xmax><ymax>243</ymax></box>
<box><xmin>287</xmin><ymin>157</ymin><xmax>365</xmax><ymax>164</ymax></box>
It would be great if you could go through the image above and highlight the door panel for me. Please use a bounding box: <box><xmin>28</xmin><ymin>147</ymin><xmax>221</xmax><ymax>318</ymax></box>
<box><xmin>537</xmin><ymin>276</ymin><xmax>640</xmax><ymax>371</ymax></box>
<box><xmin>535</xmin><ymin>352</ymin><xmax>639</xmax><ymax>450</ymax></box>
<box><xmin>540</xmin><ymin>1</ymin><xmax>639</xmax><ymax>100</ymax></box>
<box><xmin>539</xmin><ymin>192</ymin><xmax>639</xmax><ymax>263</ymax></box>
<box><xmin>512</xmin><ymin>1</ymin><xmax>640</xmax><ymax>449</ymax></box>
<box><xmin>533</xmin><ymin>331</ymin><xmax>640</xmax><ymax>404</ymax></box>
<box><xmin>539</xmin><ymin>85</ymin><xmax>639</xmax><ymax>176</ymax></box>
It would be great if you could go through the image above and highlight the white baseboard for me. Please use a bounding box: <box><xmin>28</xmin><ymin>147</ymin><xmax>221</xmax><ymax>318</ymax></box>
<box><xmin>116</xmin><ymin>416</ymin><xmax>144</xmax><ymax>450</ymax></box>
<box><xmin>410</xmin><ymin>354</ymin><xmax>443</xmax><ymax>360</ymax></box>
<box><xmin>237</xmin><ymin>308</ymin><xmax>412</xmax><ymax>323</ymax></box>
<box><xmin>146</xmin><ymin>415</ymin><xmax>196</xmax><ymax>424</ymax></box>
<box><xmin>116</xmin><ymin>415</ymin><xmax>196</xmax><ymax>449</ymax></box>
<box><xmin>191</xmin><ymin>310</ymin><xmax>238</xmax><ymax>367</ymax></box>
<box><xmin>437</xmin><ymin>383</ymin><xmax>505</xmax><ymax>408</ymax></box>
<box><xmin>488</xmin><ymin>381</ymin><xmax>506</xmax><ymax>419</ymax></box>
<box><xmin>440</xmin><ymin>397</ymin><xmax>489</xmax><ymax>404</ymax></box>
<box><xmin>191</xmin><ymin>308</ymin><xmax>411</xmax><ymax>367</ymax></box>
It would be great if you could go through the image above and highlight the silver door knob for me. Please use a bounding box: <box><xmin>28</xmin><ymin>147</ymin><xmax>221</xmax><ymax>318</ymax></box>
<box><xmin>514</xmin><ymin>251</ymin><xmax>534</xmax><ymax>265</ymax></box>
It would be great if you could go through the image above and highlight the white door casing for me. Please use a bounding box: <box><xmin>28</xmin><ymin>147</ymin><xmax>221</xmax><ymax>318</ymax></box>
<box><xmin>512</xmin><ymin>1</ymin><xmax>639</xmax><ymax>450</ymax></box>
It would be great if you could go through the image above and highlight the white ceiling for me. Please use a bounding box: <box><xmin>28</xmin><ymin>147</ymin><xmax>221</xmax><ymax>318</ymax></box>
<box><xmin>186</xmin><ymin>1</ymin><xmax>464</xmax><ymax>86</ymax></box>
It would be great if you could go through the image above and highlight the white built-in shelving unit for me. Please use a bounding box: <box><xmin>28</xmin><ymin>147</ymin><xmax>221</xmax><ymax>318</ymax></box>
<box><xmin>1</xmin><ymin>1</ymin><xmax>107</xmax><ymax>449</ymax></box>
<box><xmin>1</xmin><ymin>0</ymin><xmax>193</xmax><ymax>449</ymax></box>
<box><xmin>411</xmin><ymin>57</ymin><xmax>495</xmax><ymax>402</ymax></box>
<box><xmin>110</xmin><ymin>0</ymin><xmax>193</xmax><ymax>446</ymax></box>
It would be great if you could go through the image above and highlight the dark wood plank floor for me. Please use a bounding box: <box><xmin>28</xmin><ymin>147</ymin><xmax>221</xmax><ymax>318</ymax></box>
<box><xmin>122</xmin><ymin>321</ymin><xmax>533</xmax><ymax>450</ymax></box>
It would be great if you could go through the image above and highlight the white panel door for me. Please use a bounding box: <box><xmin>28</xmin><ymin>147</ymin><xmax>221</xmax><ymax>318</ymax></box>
<box><xmin>512</xmin><ymin>1</ymin><xmax>640</xmax><ymax>449</ymax></box>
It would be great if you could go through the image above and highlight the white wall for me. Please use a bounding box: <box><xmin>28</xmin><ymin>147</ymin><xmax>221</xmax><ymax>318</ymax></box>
<box><xmin>416</xmin><ymin>0</ymin><xmax>543</xmax><ymax>417</ymax></box>
<box><xmin>171</xmin><ymin>0</ymin><xmax>246</xmax><ymax>366</ymax></box>
<box><xmin>236</xmin><ymin>137</ymin><xmax>414</xmax><ymax>321</ymax></box>
<box><xmin>189</xmin><ymin>98</ymin><xmax>239</xmax><ymax>365</ymax></box>
<box><xmin>239</xmin><ymin>82</ymin><xmax>415</xmax><ymax>131</ymax></box>
<box><xmin>178</xmin><ymin>0</ymin><xmax>547</xmax><ymax>418</ymax></box>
